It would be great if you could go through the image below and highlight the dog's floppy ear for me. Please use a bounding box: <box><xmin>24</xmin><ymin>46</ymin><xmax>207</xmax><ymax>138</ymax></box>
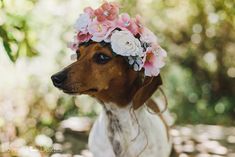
<box><xmin>132</xmin><ymin>75</ymin><xmax>162</xmax><ymax>110</ymax></box>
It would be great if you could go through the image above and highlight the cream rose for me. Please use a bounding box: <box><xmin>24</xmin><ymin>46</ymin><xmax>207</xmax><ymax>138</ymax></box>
<box><xmin>110</xmin><ymin>30</ymin><xmax>143</xmax><ymax>57</ymax></box>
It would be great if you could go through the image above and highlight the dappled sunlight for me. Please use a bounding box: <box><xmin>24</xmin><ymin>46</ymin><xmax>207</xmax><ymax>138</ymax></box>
<box><xmin>171</xmin><ymin>125</ymin><xmax>235</xmax><ymax>157</ymax></box>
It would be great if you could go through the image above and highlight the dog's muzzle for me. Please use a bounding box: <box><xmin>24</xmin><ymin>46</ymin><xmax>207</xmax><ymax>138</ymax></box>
<box><xmin>51</xmin><ymin>70</ymin><xmax>67</xmax><ymax>88</ymax></box>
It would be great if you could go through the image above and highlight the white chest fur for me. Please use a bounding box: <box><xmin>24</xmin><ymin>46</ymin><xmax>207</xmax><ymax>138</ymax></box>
<box><xmin>88</xmin><ymin>103</ymin><xmax>172</xmax><ymax>157</ymax></box>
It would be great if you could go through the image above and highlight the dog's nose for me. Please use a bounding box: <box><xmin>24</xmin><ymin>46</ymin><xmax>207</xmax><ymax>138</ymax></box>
<box><xmin>51</xmin><ymin>71</ymin><xmax>67</xmax><ymax>88</ymax></box>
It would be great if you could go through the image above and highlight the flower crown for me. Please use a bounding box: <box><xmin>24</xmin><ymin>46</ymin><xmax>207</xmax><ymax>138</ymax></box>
<box><xmin>68</xmin><ymin>2</ymin><xmax>167</xmax><ymax>77</ymax></box>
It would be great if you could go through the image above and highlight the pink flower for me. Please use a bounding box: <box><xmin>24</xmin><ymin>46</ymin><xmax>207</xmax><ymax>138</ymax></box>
<box><xmin>77</xmin><ymin>31</ymin><xmax>92</xmax><ymax>43</ymax></box>
<box><xmin>143</xmin><ymin>47</ymin><xmax>167</xmax><ymax>76</ymax></box>
<box><xmin>84</xmin><ymin>7</ymin><xmax>95</xmax><ymax>18</ymax></box>
<box><xmin>140</xmin><ymin>27</ymin><xmax>158</xmax><ymax>45</ymax></box>
<box><xmin>94</xmin><ymin>2</ymin><xmax>119</xmax><ymax>22</ymax></box>
<box><xmin>135</xmin><ymin>15</ymin><xmax>144</xmax><ymax>34</ymax></box>
<box><xmin>117</xmin><ymin>13</ymin><xmax>139</xmax><ymax>35</ymax></box>
<box><xmin>74</xmin><ymin>13</ymin><xmax>92</xmax><ymax>32</ymax></box>
<box><xmin>88</xmin><ymin>19</ymin><xmax>116</xmax><ymax>42</ymax></box>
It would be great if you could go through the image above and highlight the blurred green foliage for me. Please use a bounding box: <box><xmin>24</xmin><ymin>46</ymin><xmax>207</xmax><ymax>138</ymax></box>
<box><xmin>0</xmin><ymin>0</ymin><xmax>38</xmax><ymax>62</ymax></box>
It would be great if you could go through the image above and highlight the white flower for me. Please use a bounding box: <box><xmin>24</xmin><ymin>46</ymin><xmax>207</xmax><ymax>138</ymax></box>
<box><xmin>111</xmin><ymin>30</ymin><xmax>143</xmax><ymax>57</ymax></box>
<box><xmin>74</xmin><ymin>13</ymin><xmax>91</xmax><ymax>32</ymax></box>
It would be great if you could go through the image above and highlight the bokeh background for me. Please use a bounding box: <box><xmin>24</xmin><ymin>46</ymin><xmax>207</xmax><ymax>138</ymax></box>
<box><xmin>0</xmin><ymin>0</ymin><xmax>234</xmax><ymax>157</ymax></box>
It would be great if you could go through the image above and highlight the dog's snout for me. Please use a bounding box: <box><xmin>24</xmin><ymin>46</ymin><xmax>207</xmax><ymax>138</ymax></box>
<box><xmin>51</xmin><ymin>71</ymin><xmax>67</xmax><ymax>88</ymax></box>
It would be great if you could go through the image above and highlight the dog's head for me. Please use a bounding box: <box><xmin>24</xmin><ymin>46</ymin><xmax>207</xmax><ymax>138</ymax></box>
<box><xmin>51</xmin><ymin>42</ymin><xmax>162</xmax><ymax>108</ymax></box>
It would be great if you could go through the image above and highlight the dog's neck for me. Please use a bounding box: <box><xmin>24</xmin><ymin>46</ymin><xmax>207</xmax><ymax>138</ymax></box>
<box><xmin>89</xmin><ymin>100</ymin><xmax>172</xmax><ymax>157</ymax></box>
<box><xmin>102</xmin><ymin>102</ymin><xmax>134</xmax><ymax>128</ymax></box>
<box><xmin>101</xmin><ymin>102</ymin><xmax>143</xmax><ymax>157</ymax></box>
<box><xmin>102</xmin><ymin>102</ymin><xmax>134</xmax><ymax>120</ymax></box>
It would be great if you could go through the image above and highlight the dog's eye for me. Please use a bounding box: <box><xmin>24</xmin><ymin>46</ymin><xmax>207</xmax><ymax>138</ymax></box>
<box><xmin>93</xmin><ymin>53</ymin><xmax>111</xmax><ymax>64</ymax></box>
<box><xmin>76</xmin><ymin>50</ymin><xmax>81</xmax><ymax>59</ymax></box>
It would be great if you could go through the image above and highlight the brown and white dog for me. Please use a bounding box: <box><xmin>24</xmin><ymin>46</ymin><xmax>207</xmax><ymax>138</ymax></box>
<box><xmin>51</xmin><ymin>42</ymin><xmax>172</xmax><ymax>157</ymax></box>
